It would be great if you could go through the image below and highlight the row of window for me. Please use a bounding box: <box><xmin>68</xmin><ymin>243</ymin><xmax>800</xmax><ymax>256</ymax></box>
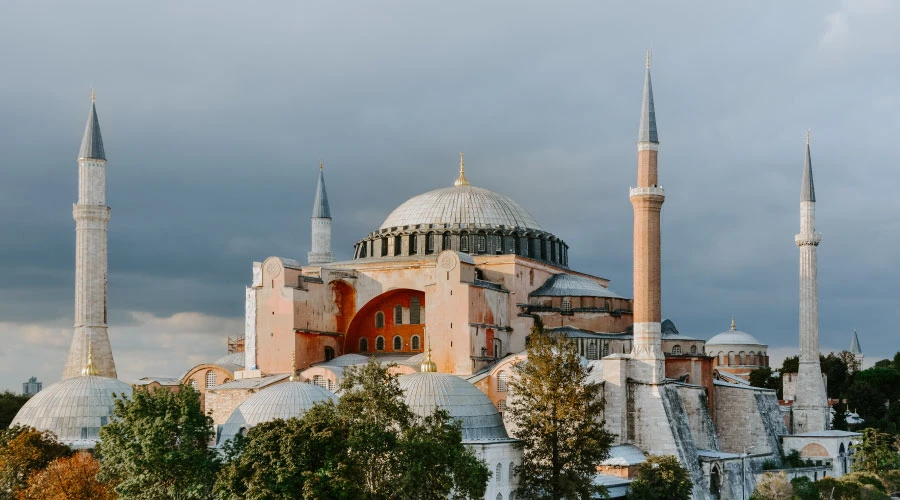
<box><xmin>357</xmin><ymin>231</ymin><xmax>568</xmax><ymax>266</ymax></box>
<box><xmin>714</xmin><ymin>351</ymin><xmax>767</xmax><ymax>366</ymax></box>
<box><xmin>495</xmin><ymin>461</ymin><xmax>516</xmax><ymax>484</ymax></box>
<box><xmin>374</xmin><ymin>298</ymin><xmax>422</xmax><ymax>328</ymax></box>
<box><xmin>670</xmin><ymin>345</ymin><xmax>698</xmax><ymax>355</ymax></box>
<box><xmin>360</xmin><ymin>335</ymin><xmax>421</xmax><ymax>353</ymax></box>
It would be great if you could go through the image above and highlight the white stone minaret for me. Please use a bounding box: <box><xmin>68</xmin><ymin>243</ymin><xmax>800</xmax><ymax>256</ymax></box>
<box><xmin>308</xmin><ymin>162</ymin><xmax>334</xmax><ymax>265</ymax></box>
<box><xmin>792</xmin><ymin>132</ymin><xmax>828</xmax><ymax>432</ymax></box>
<box><xmin>63</xmin><ymin>92</ymin><xmax>117</xmax><ymax>379</ymax></box>
<box><xmin>630</xmin><ymin>51</ymin><xmax>666</xmax><ymax>383</ymax></box>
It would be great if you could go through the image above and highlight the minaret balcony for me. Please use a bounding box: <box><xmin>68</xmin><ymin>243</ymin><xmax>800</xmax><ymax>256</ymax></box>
<box><xmin>629</xmin><ymin>186</ymin><xmax>666</xmax><ymax>198</ymax></box>
<box><xmin>794</xmin><ymin>233</ymin><xmax>821</xmax><ymax>246</ymax></box>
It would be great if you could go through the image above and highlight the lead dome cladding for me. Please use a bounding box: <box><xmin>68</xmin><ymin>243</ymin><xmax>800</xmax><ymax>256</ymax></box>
<box><xmin>10</xmin><ymin>375</ymin><xmax>132</xmax><ymax>449</ymax></box>
<box><xmin>398</xmin><ymin>372</ymin><xmax>509</xmax><ymax>442</ymax></box>
<box><xmin>216</xmin><ymin>381</ymin><xmax>337</xmax><ymax>446</ymax></box>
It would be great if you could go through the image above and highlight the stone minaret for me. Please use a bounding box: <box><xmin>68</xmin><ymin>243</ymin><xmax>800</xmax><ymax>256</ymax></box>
<box><xmin>308</xmin><ymin>162</ymin><xmax>334</xmax><ymax>265</ymax></box>
<box><xmin>792</xmin><ymin>132</ymin><xmax>828</xmax><ymax>432</ymax></box>
<box><xmin>629</xmin><ymin>52</ymin><xmax>666</xmax><ymax>383</ymax></box>
<box><xmin>63</xmin><ymin>92</ymin><xmax>117</xmax><ymax>379</ymax></box>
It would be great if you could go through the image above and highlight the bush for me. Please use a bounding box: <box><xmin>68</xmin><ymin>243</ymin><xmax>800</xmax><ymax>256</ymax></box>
<box><xmin>790</xmin><ymin>476</ymin><xmax>820</xmax><ymax>500</ymax></box>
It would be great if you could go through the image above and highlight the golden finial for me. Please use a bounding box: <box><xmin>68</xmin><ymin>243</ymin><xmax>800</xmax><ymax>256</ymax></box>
<box><xmin>319</xmin><ymin>161</ymin><xmax>323</xmax><ymax>170</ymax></box>
<box><xmin>646</xmin><ymin>48</ymin><xmax>652</xmax><ymax>70</ymax></box>
<box><xmin>730</xmin><ymin>316</ymin><xmax>736</xmax><ymax>331</ymax></box>
<box><xmin>82</xmin><ymin>339</ymin><xmax>98</xmax><ymax>376</ymax></box>
<box><xmin>806</xmin><ymin>129</ymin><xmax>810</xmax><ymax>145</ymax></box>
<box><xmin>454</xmin><ymin>152</ymin><xmax>469</xmax><ymax>187</ymax></box>
<box><xmin>289</xmin><ymin>350</ymin><xmax>299</xmax><ymax>382</ymax></box>
<box><xmin>420</xmin><ymin>328</ymin><xmax>437</xmax><ymax>373</ymax></box>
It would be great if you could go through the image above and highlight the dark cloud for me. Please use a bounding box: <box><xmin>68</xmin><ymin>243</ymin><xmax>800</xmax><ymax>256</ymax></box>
<box><xmin>1</xmin><ymin>0</ymin><xmax>897</xmax><ymax>390</ymax></box>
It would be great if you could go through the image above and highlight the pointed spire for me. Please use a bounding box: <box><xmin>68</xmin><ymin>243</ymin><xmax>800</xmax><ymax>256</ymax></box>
<box><xmin>454</xmin><ymin>152</ymin><xmax>469</xmax><ymax>187</ymax></box>
<box><xmin>731</xmin><ymin>316</ymin><xmax>736</xmax><ymax>331</ymax></box>
<box><xmin>849</xmin><ymin>329</ymin><xmax>862</xmax><ymax>355</ymax></box>
<box><xmin>637</xmin><ymin>50</ymin><xmax>658</xmax><ymax>144</ymax></box>
<box><xmin>801</xmin><ymin>130</ymin><xmax>816</xmax><ymax>202</ymax></box>
<box><xmin>289</xmin><ymin>350</ymin><xmax>299</xmax><ymax>381</ymax></box>
<box><xmin>78</xmin><ymin>90</ymin><xmax>106</xmax><ymax>161</ymax></box>
<box><xmin>81</xmin><ymin>338</ymin><xmax>98</xmax><ymax>376</ymax></box>
<box><xmin>312</xmin><ymin>162</ymin><xmax>331</xmax><ymax>219</ymax></box>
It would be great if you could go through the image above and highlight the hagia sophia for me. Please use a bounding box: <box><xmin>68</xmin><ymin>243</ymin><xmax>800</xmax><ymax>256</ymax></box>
<box><xmin>10</xmin><ymin>55</ymin><xmax>862</xmax><ymax>499</ymax></box>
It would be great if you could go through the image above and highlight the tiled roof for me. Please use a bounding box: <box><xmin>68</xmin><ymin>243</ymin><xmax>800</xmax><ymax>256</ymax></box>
<box><xmin>312</xmin><ymin>167</ymin><xmax>331</xmax><ymax>218</ymax></box>
<box><xmin>78</xmin><ymin>100</ymin><xmax>105</xmax><ymax>160</ymax></box>
<box><xmin>530</xmin><ymin>273</ymin><xmax>622</xmax><ymax>298</ymax></box>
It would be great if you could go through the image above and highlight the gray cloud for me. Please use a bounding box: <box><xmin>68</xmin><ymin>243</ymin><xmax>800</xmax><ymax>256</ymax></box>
<box><xmin>0</xmin><ymin>0</ymin><xmax>897</xmax><ymax>390</ymax></box>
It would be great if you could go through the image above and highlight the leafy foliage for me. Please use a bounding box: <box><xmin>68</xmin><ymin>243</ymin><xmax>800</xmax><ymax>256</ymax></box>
<box><xmin>750</xmin><ymin>471</ymin><xmax>793</xmax><ymax>500</ymax></box>
<box><xmin>509</xmin><ymin>327</ymin><xmax>613</xmax><ymax>500</ymax></box>
<box><xmin>790</xmin><ymin>476</ymin><xmax>820</xmax><ymax>500</ymax></box>
<box><xmin>0</xmin><ymin>392</ymin><xmax>30</xmax><ymax>429</ymax></box>
<box><xmin>815</xmin><ymin>476</ymin><xmax>890</xmax><ymax>500</ymax></box>
<box><xmin>96</xmin><ymin>385</ymin><xmax>220</xmax><ymax>499</ymax></box>
<box><xmin>0</xmin><ymin>426</ymin><xmax>70</xmax><ymax>499</ymax></box>
<box><xmin>626</xmin><ymin>454</ymin><xmax>692</xmax><ymax>500</ymax></box>
<box><xmin>852</xmin><ymin>428</ymin><xmax>900</xmax><ymax>475</ymax></box>
<box><xmin>214</xmin><ymin>358</ymin><xmax>489</xmax><ymax>500</ymax></box>
<box><xmin>18</xmin><ymin>451</ymin><xmax>116</xmax><ymax>500</ymax></box>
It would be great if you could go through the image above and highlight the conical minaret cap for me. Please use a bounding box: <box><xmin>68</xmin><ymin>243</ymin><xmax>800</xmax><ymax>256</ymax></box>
<box><xmin>849</xmin><ymin>330</ymin><xmax>862</xmax><ymax>355</ymax></box>
<box><xmin>79</xmin><ymin>91</ymin><xmax>106</xmax><ymax>161</ymax></box>
<box><xmin>312</xmin><ymin>162</ymin><xmax>331</xmax><ymax>219</ymax></box>
<box><xmin>801</xmin><ymin>131</ymin><xmax>815</xmax><ymax>202</ymax></box>
<box><xmin>637</xmin><ymin>50</ymin><xmax>658</xmax><ymax>144</ymax></box>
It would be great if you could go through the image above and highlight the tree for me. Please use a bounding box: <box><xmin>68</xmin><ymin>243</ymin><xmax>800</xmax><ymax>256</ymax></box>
<box><xmin>852</xmin><ymin>428</ymin><xmax>900</xmax><ymax>476</ymax></box>
<box><xmin>749</xmin><ymin>367</ymin><xmax>779</xmax><ymax>391</ymax></box>
<box><xmin>18</xmin><ymin>451</ymin><xmax>116</xmax><ymax>500</ymax></box>
<box><xmin>0</xmin><ymin>426</ymin><xmax>70</xmax><ymax>499</ymax></box>
<box><xmin>750</xmin><ymin>471</ymin><xmax>793</xmax><ymax>500</ymax></box>
<box><xmin>0</xmin><ymin>392</ymin><xmax>30</xmax><ymax>429</ymax></box>
<box><xmin>780</xmin><ymin>356</ymin><xmax>799</xmax><ymax>374</ymax></box>
<box><xmin>96</xmin><ymin>385</ymin><xmax>220</xmax><ymax>499</ymax></box>
<box><xmin>626</xmin><ymin>455</ymin><xmax>692</xmax><ymax>500</ymax></box>
<box><xmin>791</xmin><ymin>476</ymin><xmax>821</xmax><ymax>500</ymax></box>
<box><xmin>214</xmin><ymin>358</ymin><xmax>489</xmax><ymax>500</ymax></box>
<box><xmin>509</xmin><ymin>327</ymin><xmax>613</xmax><ymax>500</ymax></box>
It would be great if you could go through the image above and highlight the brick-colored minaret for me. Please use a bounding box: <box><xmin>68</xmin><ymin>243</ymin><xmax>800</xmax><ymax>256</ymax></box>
<box><xmin>629</xmin><ymin>52</ymin><xmax>666</xmax><ymax>383</ymax></box>
<box><xmin>63</xmin><ymin>92</ymin><xmax>117</xmax><ymax>379</ymax></box>
<box><xmin>793</xmin><ymin>132</ymin><xmax>829</xmax><ymax>432</ymax></box>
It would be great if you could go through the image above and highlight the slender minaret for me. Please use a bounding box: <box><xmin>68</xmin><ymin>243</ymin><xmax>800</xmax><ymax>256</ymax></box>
<box><xmin>849</xmin><ymin>329</ymin><xmax>863</xmax><ymax>370</ymax></box>
<box><xmin>792</xmin><ymin>131</ymin><xmax>828</xmax><ymax>432</ymax></box>
<box><xmin>308</xmin><ymin>162</ymin><xmax>334</xmax><ymax>265</ymax></box>
<box><xmin>63</xmin><ymin>91</ymin><xmax>117</xmax><ymax>379</ymax></box>
<box><xmin>629</xmin><ymin>51</ymin><xmax>666</xmax><ymax>383</ymax></box>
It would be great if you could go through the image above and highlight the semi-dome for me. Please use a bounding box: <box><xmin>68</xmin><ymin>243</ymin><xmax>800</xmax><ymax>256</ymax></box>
<box><xmin>398</xmin><ymin>372</ymin><xmax>509</xmax><ymax>442</ymax></box>
<box><xmin>10</xmin><ymin>375</ymin><xmax>133</xmax><ymax>449</ymax></box>
<box><xmin>380</xmin><ymin>185</ymin><xmax>543</xmax><ymax>231</ymax></box>
<box><xmin>214</xmin><ymin>352</ymin><xmax>245</xmax><ymax>367</ymax></box>
<box><xmin>216</xmin><ymin>381</ymin><xmax>337</xmax><ymax>445</ymax></box>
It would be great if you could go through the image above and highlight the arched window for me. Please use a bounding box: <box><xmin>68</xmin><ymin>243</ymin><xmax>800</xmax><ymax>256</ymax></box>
<box><xmin>411</xmin><ymin>335</ymin><xmax>420</xmax><ymax>350</ymax></box>
<box><xmin>476</xmin><ymin>233</ymin><xmax>486</xmax><ymax>253</ymax></box>
<box><xmin>189</xmin><ymin>379</ymin><xmax>198</xmax><ymax>390</ymax></box>
<box><xmin>587</xmin><ymin>342</ymin><xmax>598</xmax><ymax>360</ymax></box>
<box><xmin>540</xmin><ymin>238</ymin><xmax>547</xmax><ymax>260</ymax></box>
<box><xmin>442</xmin><ymin>233</ymin><xmax>452</xmax><ymax>250</ymax></box>
<box><xmin>728</xmin><ymin>351</ymin><xmax>735</xmax><ymax>365</ymax></box>
<box><xmin>410</xmin><ymin>297</ymin><xmax>421</xmax><ymax>324</ymax></box>
<box><xmin>425</xmin><ymin>232</ymin><xmax>435</xmax><ymax>254</ymax></box>
<box><xmin>376</xmin><ymin>336</ymin><xmax>385</xmax><ymax>351</ymax></box>
<box><xmin>313</xmin><ymin>375</ymin><xmax>327</xmax><ymax>389</ymax></box>
<box><xmin>394</xmin><ymin>304</ymin><xmax>403</xmax><ymax>325</ymax></box>
<box><xmin>529</xmin><ymin>269</ymin><xmax>534</xmax><ymax>286</ymax></box>
<box><xmin>327</xmin><ymin>379</ymin><xmax>335</xmax><ymax>392</ymax></box>
<box><xmin>496</xmin><ymin>494</ymin><xmax>503</xmax><ymax>500</ymax></box>
<box><xmin>497</xmin><ymin>371</ymin><xmax>508</xmax><ymax>392</ymax></box>
<box><xmin>459</xmin><ymin>232</ymin><xmax>469</xmax><ymax>252</ymax></box>
<box><xmin>672</xmin><ymin>345</ymin><xmax>682</xmax><ymax>355</ymax></box>
<box><xmin>718</xmin><ymin>352</ymin><xmax>724</xmax><ymax>365</ymax></box>
<box><xmin>381</xmin><ymin>237</ymin><xmax>388</xmax><ymax>257</ymax></box>
<box><xmin>360</xmin><ymin>338</ymin><xmax>369</xmax><ymax>352</ymax></box>
<box><xmin>375</xmin><ymin>311</ymin><xmax>385</xmax><ymax>328</ymax></box>
<box><xmin>738</xmin><ymin>351</ymin><xmax>746</xmax><ymax>365</ymax></box>
<box><xmin>409</xmin><ymin>234</ymin><xmax>418</xmax><ymax>254</ymax></box>
<box><xmin>498</xmin><ymin>399</ymin><xmax>507</xmax><ymax>413</ymax></box>
<box><xmin>393</xmin><ymin>335</ymin><xmax>402</xmax><ymax>351</ymax></box>
<box><xmin>394</xmin><ymin>235</ymin><xmax>402</xmax><ymax>256</ymax></box>
<box><xmin>324</xmin><ymin>346</ymin><xmax>335</xmax><ymax>361</ymax></box>
<box><xmin>206</xmin><ymin>370</ymin><xmax>216</xmax><ymax>388</ymax></box>
<box><xmin>496</xmin><ymin>463</ymin><xmax>502</xmax><ymax>483</ymax></box>
<box><xmin>561</xmin><ymin>299</ymin><xmax>571</xmax><ymax>312</ymax></box>
<box><xmin>690</xmin><ymin>345</ymin><xmax>697</xmax><ymax>355</ymax></box>
<box><xmin>509</xmin><ymin>462</ymin><xmax>516</xmax><ymax>484</ymax></box>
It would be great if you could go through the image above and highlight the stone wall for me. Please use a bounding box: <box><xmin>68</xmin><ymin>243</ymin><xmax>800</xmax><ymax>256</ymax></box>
<box><xmin>675</xmin><ymin>384</ymin><xmax>718</xmax><ymax>450</ymax></box>
<box><xmin>715</xmin><ymin>382</ymin><xmax>786</xmax><ymax>456</ymax></box>
<box><xmin>206</xmin><ymin>387</ymin><xmax>256</xmax><ymax>427</ymax></box>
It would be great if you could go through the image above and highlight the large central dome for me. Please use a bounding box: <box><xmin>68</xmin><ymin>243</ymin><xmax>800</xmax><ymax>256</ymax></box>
<box><xmin>380</xmin><ymin>185</ymin><xmax>543</xmax><ymax>231</ymax></box>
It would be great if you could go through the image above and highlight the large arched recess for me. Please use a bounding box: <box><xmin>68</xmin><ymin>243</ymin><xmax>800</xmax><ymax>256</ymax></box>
<box><xmin>328</xmin><ymin>280</ymin><xmax>356</xmax><ymax>334</ymax></box>
<box><xmin>344</xmin><ymin>288</ymin><xmax>425</xmax><ymax>355</ymax></box>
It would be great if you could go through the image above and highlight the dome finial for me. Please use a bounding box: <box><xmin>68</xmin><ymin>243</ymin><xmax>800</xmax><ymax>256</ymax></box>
<box><xmin>646</xmin><ymin>47</ymin><xmax>651</xmax><ymax>70</ymax></box>
<box><xmin>82</xmin><ymin>338</ymin><xmax>98</xmax><ymax>376</ymax></box>
<box><xmin>454</xmin><ymin>152</ymin><xmax>469</xmax><ymax>187</ymax></box>
<box><xmin>90</xmin><ymin>87</ymin><xmax>95</xmax><ymax>102</ymax></box>
<box><xmin>319</xmin><ymin>160</ymin><xmax>323</xmax><ymax>170</ymax></box>
<box><xmin>421</xmin><ymin>328</ymin><xmax>437</xmax><ymax>373</ymax></box>
<box><xmin>289</xmin><ymin>350</ymin><xmax>299</xmax><ymax>382</ymax></box>
<box><xmin>806</xmin><ymin>129</ymin><xmax>810</xmax><ymax>146</ymax></box>
<box><xmin>730</xmin><ymin>316</ymin><xmax>736</xmax><ymax>331</ymax></box>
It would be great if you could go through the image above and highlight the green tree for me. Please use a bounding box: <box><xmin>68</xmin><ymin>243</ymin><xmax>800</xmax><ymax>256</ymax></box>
<box><xmin>750</xmin><ymin>471</ymin><xmax>793</xmax><ymax>500</ymax></box>
<box><xmin>96</xmin><ymin>386</ymin><xmax>220</xmax><ymax>499</ymax></box>
<box><xmin>780</xmin><ymin>356</ymin><xmax>799</xmax><ymax>374</ymax></box>
<box><xmin>791</xmin><ymin>476</ymin><xmax>821</xmax><ymax>500</ymax></box>
<box><xmin>852</xmin><ymin>428</ymin><xmax>900</xmax><ymax>475</ymax></box>
<box><xmin>214</xmin><ymin>358</ymin><xmax>489</xmax><ymax>500</ymax></box>
<box><xmin>509</xmin><ymin>327</ymin><xmax>613</xmax><ymax>500</ymax></box>
<box><xmin>0</xmin><ymin>392</ymin><xmax>30</xmax><ymax>429</ymax></box>
<box><xmin>0</xmin><ymin>426</ymin><xmax>70</xmax><ymax>499</ymax></box>
<box><xmin>749</xmin><ymin>367</ymin><xmax>779</xmax><ymax>391</ymax></box>
<box><xmin>626</xmin><ymin>455</ymin><xmax>692</xmax><ymax>500</ymax></box>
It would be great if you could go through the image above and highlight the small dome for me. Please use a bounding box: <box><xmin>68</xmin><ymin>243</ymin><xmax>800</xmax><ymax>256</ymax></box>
<box><xmin>216</xmin><ymin>381</ymin><xmax>337</xmax><ymax>445</ymax></box>
<box><xmin>214</xmin><ymin>352</ymin><xmax>245</xmax><ymax>367</ymax></box>
<box><xmin>11</xmin><ymin>375</ymin><xmax>132</xmax><ymax>449</ymax></box>
<box><xmin>380</xmin><ymin>185</ymin><xmax>542</xmax><ymax>231</ymax></box>
<box><xmin>398</xmin><ymin>372</ymin><xmax>508</xmax><ymax>441</ymax></box>
<box><xmin>707</xmin><ymin>329</ymin><xmax>764</xmax><ymax>347</ymax></box>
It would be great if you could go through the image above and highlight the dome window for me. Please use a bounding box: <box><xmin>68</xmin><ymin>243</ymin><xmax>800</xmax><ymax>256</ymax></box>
<box><xmin>460</xmin><ymin>233</ymin><xmax>469</xmax><ymax>252</ymax></box>
<box><xmin>561</xmin><ymin>299</ymin><xmax>571</xmax><ymax>313</ymax></box>
<box><xmin>313</xmin><ymin>375</ymin><xmax>327</xmax><ymax>389</ymax></box>
<box><xmin>393</xmin><ymin>335</ymin><xmax>402</xmax><ymax>351</ymax></box>
<box><xmin>206</xmin><ymin>370</ymin><xmax>216</xmax><ymax>389</ymax></box>
<box><xmin>425</xmin><ymin>233</ymin><xmax>435</xmax><ymax>254</ymax></box>
<box><xmin>394</xmin><ymin>235</ymin><xmax>402</xmax><ymax>256</ymax></box>
<box><xmin>409</xmin><ymin>234</ymin><xmax>418</xmax><ymax>254</ymax></box>
<box><xmin>411</xmin><ymin>335</ymin><xmax>421</xmax><ymax>350</ymax></box>
<box><xmin>690</xmin><ymin>345</ymin><xmax>697</xmax><ymax>355</ymax></box>
<box><xmin>376</xmin><ymin>336</ymin><xmax>385</xmax><ymax>351</ymax></box>
<box><xmin>497</xmin><ymin>370</ymin><xmax>508</xmax><ymax>392</ymax></box>
<box><xmin>671</xmin><ymin>345</ymin><xmax>682</xmax><ymax>355</ymax></box>
<box><xmin>476</xmin><ymin>234</ymin><xmax>486</xmax><ymax>253</ymax></box>
<box><xmin>375</xmin><ymin>311</ymin><xmax>385</xmax><ymax>328</ymax></box>
<box><xmin>381</xmin><ymin>237</ymin><xmax>388</xmax><ymax>257</ymax></box>
<box><xmin>442</xmin><ymin>233</ymin><xmax>452</xmax><ymax>251</ymax></box>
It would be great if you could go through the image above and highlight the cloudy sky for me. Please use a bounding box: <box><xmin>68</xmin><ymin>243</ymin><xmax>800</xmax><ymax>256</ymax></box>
<box><xmin>0</xmin><ymin>1</ymin><xmax>897</xmax><ymax>391</ymax></box>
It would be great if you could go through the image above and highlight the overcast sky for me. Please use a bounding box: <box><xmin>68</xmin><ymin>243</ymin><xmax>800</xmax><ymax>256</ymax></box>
<box><xmin>1</xmin><ymin>1</ymin><xmax>897</xmax><ymax>392</ymax></box>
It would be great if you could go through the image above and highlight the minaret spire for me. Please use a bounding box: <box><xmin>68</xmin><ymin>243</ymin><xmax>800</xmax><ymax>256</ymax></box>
<box><xmin>629</xmin><ymin>52</ymin><xmax>666</xmax><ymax>383</ymax></box>
<box><xmin>793</xmin><ymin>132</ymin><xmax>828</xmax><ymax>432</ymax></box>
<box><xmin>64</xmin><ymin>93</ymin><xmax>116</xmax><ymax>379</ymax></box>
<box><xmin>308</xmin><ymin>162</ymin><xmax>334</xmax><ymax>265</ymax></box>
